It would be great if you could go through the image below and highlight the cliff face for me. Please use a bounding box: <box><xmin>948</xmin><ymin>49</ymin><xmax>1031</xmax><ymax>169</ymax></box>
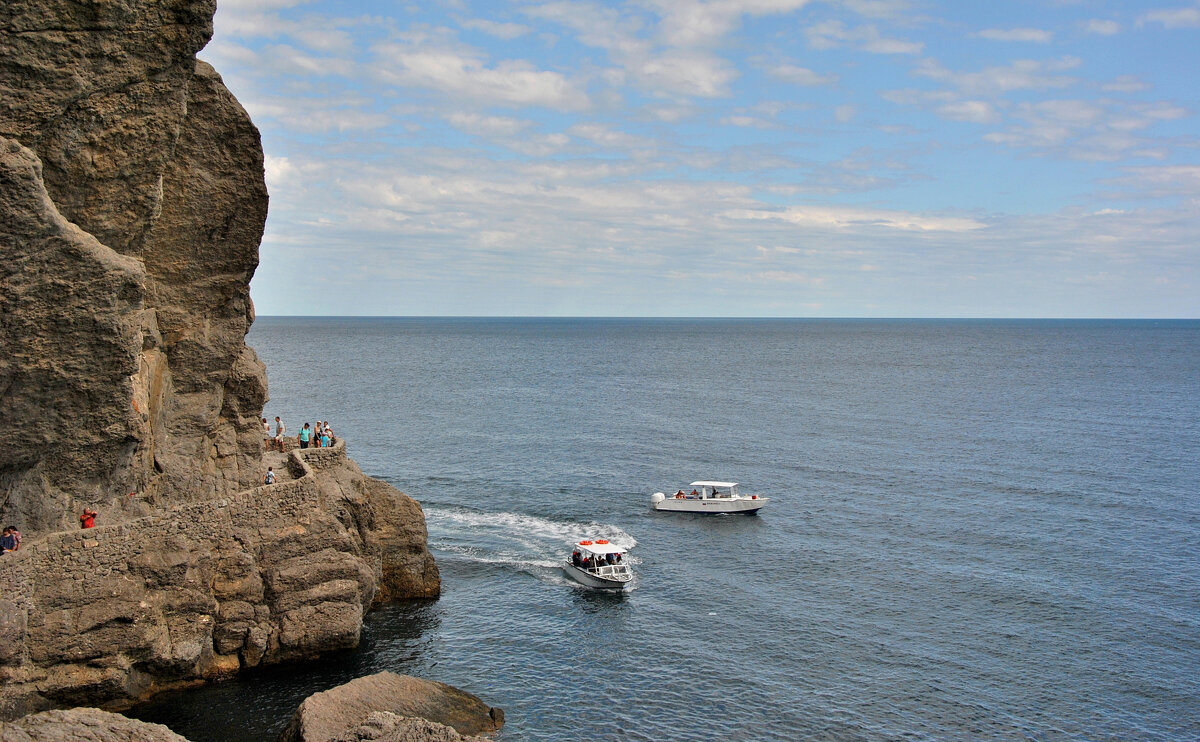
<box><xmin>0</xmin><ymin>0</ymin><xmax>440</xmax><ymax>718</ymax></box>
<box><xmin>0</xmin><ymin>0</ymin><xmax>265</xmax><ymax>533</ymax></box>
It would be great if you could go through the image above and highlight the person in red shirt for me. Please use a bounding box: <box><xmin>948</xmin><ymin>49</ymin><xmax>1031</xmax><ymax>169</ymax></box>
<box><xmin>80</xmin><ymin>508</ymin><xmax>97</xmax><ymax>529</ymax></box>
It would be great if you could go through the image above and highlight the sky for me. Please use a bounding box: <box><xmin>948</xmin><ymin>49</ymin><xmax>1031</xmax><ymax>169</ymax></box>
<box><xmin>204</xmin><ymin>0</ymin><xmax>1200</xmax><ymax>317</ymax></box>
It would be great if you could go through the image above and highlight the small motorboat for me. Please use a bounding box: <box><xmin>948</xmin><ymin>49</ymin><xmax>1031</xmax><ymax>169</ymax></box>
<box><xmin>650</xmin><ymin>481</ymin><xmax>768</xmax><ymax>514</ymax></box>
<box><xmin>563</xmin><ymin>539</ymin><xmax>633</xmax><ymax>590</ymax></box>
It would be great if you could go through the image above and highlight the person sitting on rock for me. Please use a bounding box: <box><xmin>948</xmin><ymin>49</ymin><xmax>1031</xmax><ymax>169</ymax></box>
<box><xmin>0</xmin><ymin>526</ymin><xmax>15</xmax><ymax>554</ymax></box>
<box><xmin>263</xmin><ymin>467</ymin><xmax>276</xmax><ymax>485</ymax></box>
<box><xmin>80</xmin><ymin>508</ymin><xmax>97</xmax><ymax>529</ymax></box>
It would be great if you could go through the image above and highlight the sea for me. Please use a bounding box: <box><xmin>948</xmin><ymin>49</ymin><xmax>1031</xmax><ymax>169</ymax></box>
<box><xmin>130</xmin><ymin>318</ymin><xmax>1200</xmax><ymax>742</ymax></box>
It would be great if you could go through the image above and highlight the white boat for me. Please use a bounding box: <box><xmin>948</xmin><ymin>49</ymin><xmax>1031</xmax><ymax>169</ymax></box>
<box><xmin>650</xmin><ymin>481</ymin><xmax>768</xmax><ymax>514</ymax></box>
<box><xmin>562</xmin><ymin>539</ymin><xmax>633</xmax><ymax>590</ymax></box>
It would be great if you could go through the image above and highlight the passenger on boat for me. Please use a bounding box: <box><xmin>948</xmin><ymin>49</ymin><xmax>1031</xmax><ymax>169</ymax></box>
<box><xmin>572</xmin><ymin>551</ymin><xmax>582</xmax><ymax>567</ymax></box>
<box><xmin>675</xmin><ymin>490</ymin><xmax>685</xmax><ymax>499</ymax></box>
<box><xmin>691</xmin><ymin>489</ymin><xmax>699</xmax><ymax>497</ymax></box>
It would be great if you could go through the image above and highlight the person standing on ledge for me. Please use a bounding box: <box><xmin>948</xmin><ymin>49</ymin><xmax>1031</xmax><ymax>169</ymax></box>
<box><xmin>274</xmin><ymin>416</ymin><xmax>286</xmax><ymax>451</ymax></box>
<box><xmin>80</xmin><ymin>508</ymin><xmax>97</xmax><ymax>529</ymax></box>
<box><xmin>262</xmin><ymin>417</ymin><xmax>271</xmax><ymax>451</ymax></box>
<box><xmin>298</xmin><ymin>422</ymin><xmax>311</xmax><ymax>450</ymax></box>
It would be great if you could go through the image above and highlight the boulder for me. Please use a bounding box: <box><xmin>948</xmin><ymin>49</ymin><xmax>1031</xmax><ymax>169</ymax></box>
<box><xmin>278</xmin><ymin>672</ymin><xmax>503</xmax><ymax>742</ymax></box>
<box><xmin>0</xmin><ymin>707</ymin><xmax>190</xmax><ymax>742</ymax></box>
<box><xmin>329</xmin><ymin>712</ymin><xmax>494</xmax><ymax>742</ymax></box>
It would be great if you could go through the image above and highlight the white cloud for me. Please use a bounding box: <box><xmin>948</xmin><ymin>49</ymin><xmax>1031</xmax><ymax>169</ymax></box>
<box><xmin>637</xmin><ymin>52</ymin><xmax>738</xmax><ymax>97</ymax></box>
<box><xmin>446</xmin><ymin>113</ymin><xmax>533</xmax><ymax>137</ymax></box>
<box><xmin>834</xmin><ymin>104</ymin><xmax>856</xmax><ymax>123</ymax></box>
<box><xmin>806</xmin><ymin>21</ymin><xmax>924</xmax><ymax>54</ymax></box>
<box><xmin>1138</xmin><ymin>5</ymin><xmax>1200</xmax><ymax>28</ymax></box>
<box><xmin>371</xmin><ymin>44</ymin><xmax>590</xmax><ymax>110</ymax></box>
<box><xmin>768</xmin><ymin>63</ymin><xmax>837</xmax><ymax>86</ymax></box>
<box><xmin>1081</xmin><ymin>19</ymin><xmax>1121</xmax><ymax>35</ymax></box>
<box><xmin>725</xmin><ymin>205</ymin><xmax>986</xmax><ymax>232</ymax></box>
<box><xmin>976</xmin><ymin>28</ymin><xmax>1053</xmax><ymax>43</ymax></box>
<box><xmin>648</xmin><ymin>0</ymin><xmax>813</xmax><ymax>47</ymax></box>
<box><xmin>841</xmin><ymin>0</ymin><xmax>912</xmax><ymax>19</ymax></box>
<box><xmin>913</xmin><ymin>56</ymin><xmax>1080</xmax><ymax>95</ymax></box>
<box><xmin>568</xmin><ymin>122</ymin><xmax>654</xmax><ymax>148</ymax></box>
<box><xmin>936</xmin><ymin>100</ymin><xmax>1000</xmax><ymax>123</ymax></box>
<box><xmin>721</xmin><ymin>114</ymin><xmax>776</xmax><ymax>128</ymax></box>
<box><xmin>1109</xmin><ymin>165</ymin><xmax>1200</xmax><ymax>196</ymax></box>
<box><xmin>1102</xmin><ymin>75</ymin><xmax>1149</xmax><ymax>93</ymax></box>
<box><xmin>460</xmin><ymin>18</ymin><xmax>532</xmax><ymax>40</ymax></box>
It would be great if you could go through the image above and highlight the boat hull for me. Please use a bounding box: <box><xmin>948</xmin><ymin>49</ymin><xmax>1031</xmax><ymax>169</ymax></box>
<box><xmin>563</xmin><ymin>562</ymin><xmax>632</xmax><ymax>590</ymax></box>
<box><xmin>652</xmin><ymin>496</ymin><xmax>768</xmax><ymax>514</ymax></box>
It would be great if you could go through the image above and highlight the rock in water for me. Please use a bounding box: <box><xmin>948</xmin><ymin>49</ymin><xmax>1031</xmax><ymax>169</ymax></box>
<box><xmin>0</xmin><ymin>0</ymin><xmax>440</xmax><ymax>719</ymax></box>
<box><xmin>279</xmin><ymin>672</ymin><xmax>504</xmax><ymax>742</ymax></box>
<box><xmin>328</xmin><ymin>712</ymin><xmax>496</xmax><ymax>742</ymax></box>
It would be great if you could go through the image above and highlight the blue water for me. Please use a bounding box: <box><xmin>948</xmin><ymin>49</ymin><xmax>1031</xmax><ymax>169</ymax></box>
<box><xmin>132</xmin><ymin>318</ymin><xmax>1200</xmax><ymax>741</ymax></box>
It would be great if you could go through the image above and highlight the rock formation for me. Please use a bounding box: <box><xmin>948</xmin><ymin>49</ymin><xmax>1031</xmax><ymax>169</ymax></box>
<box><xmin>0</xmin><ymin>0</ymin><xmax>265</xmax><ymax>534</ymax></box>
<box><xmin>327</xmin><ymin>712</ymin><xmax>496</xmax><ymax>742</ymax></box>
<box><xmin>0</xmin><ymin>0</ymin><xmax>440</xmax><ymax>720</ymax></box>
<box><xmin>279</xmin><ymin>672</ymin><xmax>504</xmax><ymax>742</ymax></box>
<box><xmin>0</xmin><ymin>707</ymin><xmax>190</xmax><ymax>742</ymax></box>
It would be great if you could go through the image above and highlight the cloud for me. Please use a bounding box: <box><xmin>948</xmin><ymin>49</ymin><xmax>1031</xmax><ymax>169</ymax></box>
<box><xmin>636</xmin><ymin>52</ymin><xmax>738</xmax><ymax>97</ymax></box>
<box><xmin>806</xmin><ymin>21</ymin><xmax>924</xmax><ymax>54</ymax></box>
<box><xmin>1107</xmin><ymin>165</ymin><xmax>1200</xmax><ymax>197</ymax></box>
<box><xmin>1102</xmin><ymin>75</ymin><xmax>1149</xmax><ymax>93</ymax></box>
<box><xmin>460</xmin><ymin>17</ymin><xmax>532</xmax><ymax>39</ymax></box>
<box><xmin>648</xmin><ymin>0</ymin><xmax>813</xmax><ymax>47</ymax></box>
<box><xmin>981</xmin><ymin>99</ymin><xmax>1186</xmax><ymax>160</ymax></box>
<box><xmin>371</xmin><ymin>43</ymin><xmax>590</xmax><ymax>110</ymax></box>
<box><xmin>767</xmin><ymin>63</ymin><xmax>838</xmax><ymax>86</ymax></box>
<box><xmin>446</xmin><ymin>113</ymin><xmax>533</xmax><ymax>137</ymax></box>
<box><xmin>1081</xmin><ymin>19</ymin><xmax>1121</xmax><ymax>35</ymax></box>
<box><xmin>976</xmin><ymin>28</ymin><xmax>1053</xmax><ymax>43</ymax></box>
<box><xmin>913</xmin><ymin>56</ymin><xmax>1081</xmax><ymax>95</ymax></box>
<box><xmin>725</xmin><ymin>205</ymin><xmax>986</xmax><ymax>232</ymax></box>
<box><xmin>1137</xmin><ymin>4</ymin><xmax>1200</xmax><ymax>28</ymax></box>
<box><xmin>936</xmin><ymin>100</ymin><xmax>1000</xmax><ymax>123</ymax></box>
<box><xmin>841</xmin><ymin>0</ymin><xmax>912</xmax><ymax>19</ymax></box>
<box><xmin>568</xmin><ymin>122</ymin><xmax>655</xmax><ymax>149</ymax></box>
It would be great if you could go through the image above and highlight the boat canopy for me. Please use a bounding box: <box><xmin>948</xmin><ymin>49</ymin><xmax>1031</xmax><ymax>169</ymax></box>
<box><xmin>575</xmin><ymin>539</ymin><xmax>626</xmax><ymax>556</ymax></box>
<box><xmin>690</xmin><ymin>481</ymin><xmax>737</xmax><ymax>488</ymax></box>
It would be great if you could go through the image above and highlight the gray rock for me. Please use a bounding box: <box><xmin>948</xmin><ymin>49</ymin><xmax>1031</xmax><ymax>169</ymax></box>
<box><xmin>279</xmin><ymin>672</ymin><xmax>503</xmax><ymax>742</ymax></box>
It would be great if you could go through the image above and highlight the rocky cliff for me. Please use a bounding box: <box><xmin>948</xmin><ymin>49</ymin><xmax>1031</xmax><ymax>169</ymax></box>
<box><xmin>0</xmin><ymin>0</ymin><xmax>266</xmax><ymax>533</ymax></box>
<box><xmin>0</xmin><ymin>0</ymin><xmax>440</xmax><ymax>719</ymax></box>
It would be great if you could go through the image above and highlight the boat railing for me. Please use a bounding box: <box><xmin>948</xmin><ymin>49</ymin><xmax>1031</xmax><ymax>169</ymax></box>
<box><xmin>591</xmin><ymin>563</ymin><xmax>630</xmax><ymax>578</ymax></box>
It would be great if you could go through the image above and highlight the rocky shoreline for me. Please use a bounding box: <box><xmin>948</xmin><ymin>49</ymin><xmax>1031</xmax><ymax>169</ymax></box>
<box><xmin>0</xmin><ymin>0</ymin><xmax>497</xmax><ymax>737</ymax></box>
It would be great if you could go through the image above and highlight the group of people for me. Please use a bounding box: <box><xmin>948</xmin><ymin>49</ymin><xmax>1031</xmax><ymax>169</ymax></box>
<box><xmin>262</xmin><ymin>417</ymin><xmax>336</xmax><ymax>452</ymax></box>
<box><xmin>0</xmin><ymin>525</ymin><xmax>21</xmax><ymax>553</ymax></box>
<box><xmin>570</xmin><ymin>550</ymin><xmax>623</xmax><ymax>570</ymax></box>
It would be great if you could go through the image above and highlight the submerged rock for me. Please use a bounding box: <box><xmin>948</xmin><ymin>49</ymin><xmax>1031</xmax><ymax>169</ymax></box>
<box><xmin>279</xmin><ymin>672</ymin><xmax>503</xmax><ymax>742</ymax></box>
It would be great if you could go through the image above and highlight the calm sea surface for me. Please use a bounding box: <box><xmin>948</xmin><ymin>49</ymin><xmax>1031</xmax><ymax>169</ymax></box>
<box><xmin>131</xmin><ymin>318</ymin><xmax>1200</xmax><ymax>741</ymax></box>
